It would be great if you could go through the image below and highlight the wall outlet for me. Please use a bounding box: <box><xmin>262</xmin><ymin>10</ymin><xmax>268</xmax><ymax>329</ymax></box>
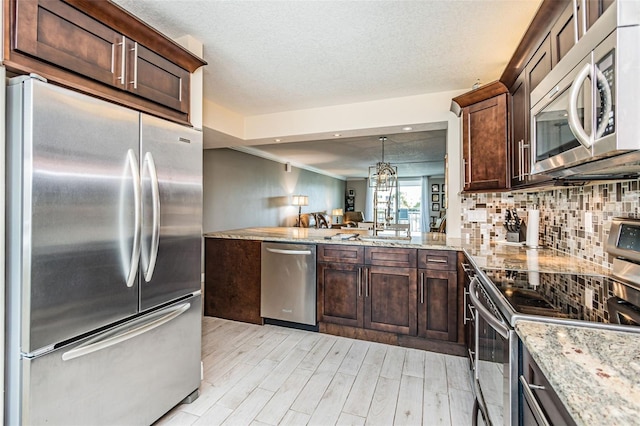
<box><xmin>585</xmin><ymin>212</ymin><xmax>593</xmax><ymax>233</ymax></box>
<box><xmin>585</xmin><ymin>288</ymin><xmax>593</xmax><ymax>309</ymax></box>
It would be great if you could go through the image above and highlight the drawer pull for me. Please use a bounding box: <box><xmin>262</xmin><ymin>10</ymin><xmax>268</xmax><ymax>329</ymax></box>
<box><xmin>427</xmin><ymin>259</ymin><xmax>447</xmax><ymax>263</ymax></box>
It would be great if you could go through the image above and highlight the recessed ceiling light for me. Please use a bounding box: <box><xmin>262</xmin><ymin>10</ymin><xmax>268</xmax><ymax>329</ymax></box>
<box><xmin>402</xmin><ymin>126</ymin><xmax>413</xmax><ymax>131</ymax></box>
<box><xmin>274</xmin><ymin>139</ymin><xmax>281</xmax><ymax>142</ymax></box>
<box><xmin>333</xmin><ymin>133</ymin><xmax>341</xmax><ymax>137</ymax></box>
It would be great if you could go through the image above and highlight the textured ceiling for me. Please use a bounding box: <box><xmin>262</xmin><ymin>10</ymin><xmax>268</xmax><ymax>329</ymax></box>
<box><xmin>113</xmin><ymin>0</ymin><xmax>541</xmax><ymax>116</ymax></box>
<box><xmin>113</xmin><ymin>0</ymin><xmax>542</xmax><ymax>178</ymax></box>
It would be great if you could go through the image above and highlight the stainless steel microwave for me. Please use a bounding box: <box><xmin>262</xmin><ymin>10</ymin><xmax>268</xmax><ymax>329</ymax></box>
<box><xmin>530</xmin><ymin>1</ymin><xmax>640</xmax><ymax>178</ymax></box>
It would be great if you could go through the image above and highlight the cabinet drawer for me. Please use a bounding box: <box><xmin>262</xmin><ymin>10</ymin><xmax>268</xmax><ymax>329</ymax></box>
<box><xmin>365</xmin><ymin>247</ymin><xmax>417</xmax><ymax>268</ymax></box>
<box><xmin>318</xmin><ymin>244</ymin><xmax>364</xmax><ymax>264</ymax></box>
<box><xmin>418</xmin><ymin>250</ymin><xmax>457</xmax><ymax>271</ymax></box>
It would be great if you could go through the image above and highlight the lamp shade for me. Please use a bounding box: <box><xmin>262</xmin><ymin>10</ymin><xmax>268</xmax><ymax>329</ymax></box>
<box><xmin>332</xmin><ymin>209</ymin><xmax>343</xmax><ymax>216</ymax></box>
<box><xmin>292</xmin><ymin>195</ymin><xmax>308</xmax><ymax>206</ymax></box>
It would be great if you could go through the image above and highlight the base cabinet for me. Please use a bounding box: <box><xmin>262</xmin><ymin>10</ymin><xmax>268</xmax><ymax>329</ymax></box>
<box><xmin>366</xmin><ymin>266</ymin><xmax>417</xmax><ymax>336</ymax></box>
<box><xmin>204</xmin><ymin>238</ymin><xmax>262</xmax><ymax>324</ymax></box>
<box><xmin>318</xmin><ymin>245</ymin><xmax>418</xmax><ymax>336</ymax></box>
<box><xmin>521</xmin><ymin>345</ymin><xmax>576</xmax><ymax>426</ymax></box>
<box><xmin>317</xmin><ymin>262</ymin><xmax>363</xmax><ymax>328</ymax></box>
<box><xmin>418</xmin><ymin>269</ymin><xmax>457</xmax><ymax>341</ymax></box>
<box><xmin>319</xmin><ymin>245</ymin><xmax>461</xmax><ymax>350</ymax></box>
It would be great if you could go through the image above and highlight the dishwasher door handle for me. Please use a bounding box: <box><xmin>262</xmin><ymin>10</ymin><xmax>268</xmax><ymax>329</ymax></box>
<box><xmin>266</xmin><ymin>248</ymin><xmax>313</xmax><ymax>255</ymax></box>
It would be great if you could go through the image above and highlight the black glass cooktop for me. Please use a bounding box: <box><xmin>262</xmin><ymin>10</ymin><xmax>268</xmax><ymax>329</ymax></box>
<box><xmin>483</xmin><ymin>270</ymin><xmax>615</xmax><ymax>323</ymax></box>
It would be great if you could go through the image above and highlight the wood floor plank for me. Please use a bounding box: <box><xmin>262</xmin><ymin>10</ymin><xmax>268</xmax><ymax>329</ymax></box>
<box><xmin>154</xmin><ymin>410</ymin><xmax>199</xmax><ymax>426</ymax></box>
<box><xmin>290</xmin><ymin>370</ymin><xmax>335</xmax><ymax>415</ymax></box>
<box><xmin>338</xmin><ymin>340</ymin><xmax>370</xmax><ymax>376</ymax></box>
<box><xmin>255</xmin><ymin>369</ymin><xmax>314</xmax><ymax>425</ymax></box>
<box><xmin>220</xmin><ymin>387</ymin><xmax>274</xmax><ymax>426</ymax></box>
<box><xmin>364</xmin><ymin>376</ymin><xmax>400</xmax><ymax>426</ymax></box>
<box><xmin>308</xmin><ymin>372</ymin><xmax>356</xmax><ymax>426</ymax></box>
<box><xmin>424</xmin><ymin>351</ymin><xmax>448</xmax><ymax>395</ymax></box>
<box><xmin>241</xmin><ymin>332</ymin><xmax>289</xmax><ymax>366</ymax></box>
<box><xmin>259</xmin><ymin>347</ymin><xmax>309</xmax><ymax>392</ymax></box>
<box><xmin>298</xmin><ymin>335</ymin><xmax>338</xmax><ymax>371</ymax></box>
<box><xmin>317</xmin><ymin>338</ymin><xmax>353</xmax><ymax>374</ymax></box>
<box><xmin>217</xmin><ymin>359</ymin><xmax>277</xmax><ymax>410</ymax></box>
<box><xmin>279</xmin><ymin>410</ymin><xmax>311</xmax><ymax>426</ymax></box>
<box><xmin>179</xmin><ymin>382</ymin><xmax>228</xmax><ymax>417</ymax></box>
<box><xmin>423</xmin><ymin>391</ymin><xmax>452</xmax><ymax>426</ymax></box>
<box><xmin>265</xmin><ymin>332</ymin><xmax>306</xmax><ymax>362</ymax></box>
<box><xmin>192</xmin><ymin>404</ymin><xmax>233</xmax><ymax>426</ymax></box>
<box><xmin>394</xmin><ymin>374</ymin><xmax>424</xmax><ymax>425</ymax></box>
<box><xmin>448</xmin><ymin>389</ymin><xmax>475</xmax><ymax>426</ymax></box>
<box><xmin>445</xmin><ymin>355</ymin><xmax>473</xmax><ymax>392</ymax></box>
<box><xmin>402</xmin><ymin>348</ymin><xmax>426</xmax><ymax>378</ymax></box>
<box><xmin>336</xmin><ymin>412</ymin><xmax>366</xmax><ymax>426</ymax></box>
<box><xmin>342</xmin><ymin>362</ymin><xmax>382</xmax><ymax>418</ymax></box>
<box><xmin>379</xmin><ymin>346</ymin><xmax>406</xmax><ymax>380</ymax></box>
<box><xmin>363</xmin><ymin>343</ymin><xmax>387</xmax><ymax>366</ymax></box>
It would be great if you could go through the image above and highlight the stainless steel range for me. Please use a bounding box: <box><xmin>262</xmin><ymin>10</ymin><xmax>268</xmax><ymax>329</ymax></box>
<box><xmin>468</xmin><ymin>217</ymin><xmax>640</xmax><ymax>426</ymax></box>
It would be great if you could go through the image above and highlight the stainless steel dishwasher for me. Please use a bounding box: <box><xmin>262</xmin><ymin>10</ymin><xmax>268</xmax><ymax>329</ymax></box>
<box><xmin>261</xmin><ymin>242</ymin><xmax>317</xmax><ymax>327</ymax></box>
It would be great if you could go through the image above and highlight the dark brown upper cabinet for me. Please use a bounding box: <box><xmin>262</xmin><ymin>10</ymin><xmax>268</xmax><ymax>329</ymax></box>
<box><xmin>453</xmin><ymin>82</ymin><xmax>509</xmax><ymax>192</ymax></box>
<box><xmin>5</xmin><ymin>0</ymin><xmax>206</xmax><ymax>125</ymax></box>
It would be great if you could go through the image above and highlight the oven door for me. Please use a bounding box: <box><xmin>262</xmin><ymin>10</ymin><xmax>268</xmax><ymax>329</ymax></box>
<box><xmin>469</xmin><ymin>277</ymin><xmax>518</xmax><ymax>426</ymax></box>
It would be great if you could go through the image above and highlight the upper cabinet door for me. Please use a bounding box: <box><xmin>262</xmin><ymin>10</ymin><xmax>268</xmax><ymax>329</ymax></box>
<box><xmin>14</xmin><ymin>0</ymin><xmax>123</xmax><ymax>87</ymax></box>
<box><xmin>127</xmin><ymin>41</ymin><xmax>190</xmax><ymax>114</ymax></box>
<box><xmin>462</xmin><ymin>94</ymin><xmax>509</xmax><ymax>191</ymax></box>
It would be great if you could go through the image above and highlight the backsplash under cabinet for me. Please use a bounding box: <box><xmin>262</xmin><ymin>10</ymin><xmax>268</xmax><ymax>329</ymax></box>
<box><xmin>460</xmin><ymin>179</ymin><xmax>640</xmax><ymax>270</ymax></box>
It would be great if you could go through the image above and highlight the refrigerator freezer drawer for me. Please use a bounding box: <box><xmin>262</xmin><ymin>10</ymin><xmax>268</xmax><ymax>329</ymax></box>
<box><xmin>17</xmin><ymin>295</ymin><xmax>202</xmax><ymax>426</ymax></box>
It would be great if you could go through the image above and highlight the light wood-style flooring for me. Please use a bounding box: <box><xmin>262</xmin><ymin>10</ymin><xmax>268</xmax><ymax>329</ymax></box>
<box><xmin>155</xmin><ymin>317</ymin><xmax>475</xmax><ymax>426</ymax></box>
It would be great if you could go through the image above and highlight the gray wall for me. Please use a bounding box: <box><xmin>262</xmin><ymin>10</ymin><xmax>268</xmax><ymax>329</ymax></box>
<box><xmin>203</xmin><ymin>148</ymin><xmax>346</xmax><ymax>232</ymax></box>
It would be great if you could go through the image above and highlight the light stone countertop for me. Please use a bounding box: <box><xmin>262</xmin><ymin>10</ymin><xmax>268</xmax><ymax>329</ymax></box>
<box><xmin>516</xmin><ymin>320</ymin><xmax>640</xmax><ymax>425</ymax></box>
<box><xmin>203</xmin><ymin>227</ymin><xmax>608</xmax><ymax>275</ymax></box>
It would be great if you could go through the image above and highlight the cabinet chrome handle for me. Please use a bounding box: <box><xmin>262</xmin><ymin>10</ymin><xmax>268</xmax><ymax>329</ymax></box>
<box><xmin>118</xmin><ymin>36</ymin><xmax>126</xmax><ymax>85</ymax></box>
<box><xmin>518</xmin><ymin>139</ymin><xmax>524</xmax><ymax>181</ymax></box>
<box><xmin>357</xmin><ymin>268</ymin><xmax>362</xmax><ymax>297</ymax></box>
<box><xmin>365</xmin><ymin>268</ymin><xmax>369</xmax><ymax>298</ymax></box>
<box><xmin>519</xmin><ymin>375</ymin><xmax>551</xmax><ymax>426</ymax></box>
<box><xmin>522</xmin><ymin>142</ymin><xmax>530</xmax><ymax>177</ymax></box>
<box><xmin>427</xmin><ymin>259</ymin><xmax>447</xmax><ymax>264</ymax></box>
<box><xmin>463</xmin><ymin>288</ymin><xmax>469</xmax><ymax>324</ymax></box>
<box><xmin>129</xmin><ymin>41</ymin><xmax>138</xmax><ymax>89</ymax></box>
<box><xmin>420</xmin><ymin>272</ymin><xmax>425</xmax><ymax>304</ymax></box>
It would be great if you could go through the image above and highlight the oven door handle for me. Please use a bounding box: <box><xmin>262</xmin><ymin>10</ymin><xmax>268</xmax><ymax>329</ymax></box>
<box><xmin>468</xmin><ymin>277</ymin><xmax>509</xmax><ymax>339</ymax></box>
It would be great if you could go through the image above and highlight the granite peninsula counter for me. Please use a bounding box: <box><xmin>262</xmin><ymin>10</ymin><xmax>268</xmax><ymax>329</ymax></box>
<box><xmin>203</xmin><ymin>227</ymin><xmax>608</xmax><ymax>275</ymax></box>
<box><xmin>516</xmin><ymin>320</ymin><xmax>640</xmax><ymax>425</ymax></box>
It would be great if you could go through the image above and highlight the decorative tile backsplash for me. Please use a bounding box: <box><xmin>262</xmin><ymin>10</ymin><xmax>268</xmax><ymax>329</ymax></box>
<box><xmin>460</xmin><ymin>180</ymin><xmax>640</xmax><ymax>270</ymax></box>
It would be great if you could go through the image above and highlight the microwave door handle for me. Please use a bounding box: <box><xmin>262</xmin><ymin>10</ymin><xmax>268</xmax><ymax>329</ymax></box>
<box><xmin>568</xmin><ymin>62</ymin><xmax>594</xmax><ymax>149</ymax></box>
<box><xmin>594</xmin><ymin>67</ymin><xmax>613</xmax><ymax>139</ymax></box>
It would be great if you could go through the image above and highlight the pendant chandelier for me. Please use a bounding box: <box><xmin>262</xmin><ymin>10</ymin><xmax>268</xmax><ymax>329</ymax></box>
<box><xmin>368</xmin><ymin>136</ymin><xmax>397</xmax><ymax>190</ymax></box>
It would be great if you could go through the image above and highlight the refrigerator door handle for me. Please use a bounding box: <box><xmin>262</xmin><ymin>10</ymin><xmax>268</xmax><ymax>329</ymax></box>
<box><xmin>61</xmin><ymin>302</ymin><xmax>191</xmax><ymax>361</ymax></box>
<box><xmin>126</xmin><ymin>149</ymin><xmax>141</xmax><ymax>288</ymax></box>
<box><xmin>143</xmin><ymin>152</ymin><xmax>161</xmax><ymax>282</ymax></box>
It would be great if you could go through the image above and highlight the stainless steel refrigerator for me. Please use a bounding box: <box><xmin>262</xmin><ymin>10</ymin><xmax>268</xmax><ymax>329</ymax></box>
<box><xmin>5</xmin><ymin>76</ymin><xmax>203</xmax><ymax>425</ymax></box>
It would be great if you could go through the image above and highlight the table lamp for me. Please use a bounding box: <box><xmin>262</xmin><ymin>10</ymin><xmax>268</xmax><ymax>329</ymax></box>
<box><xmin>292</xmin><ymin>195</ymin><xmax>308</xmax><ymax>226</ymax></box>
<box><xmin>332</xmin><ymin>208</ymin><xmax>343</xmax><ymax>224</ymax></box>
